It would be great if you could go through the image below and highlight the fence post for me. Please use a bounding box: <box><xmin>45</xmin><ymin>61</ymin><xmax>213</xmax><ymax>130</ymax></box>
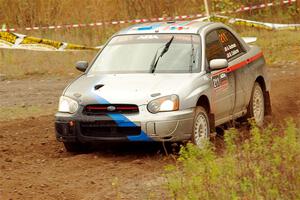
<box><xmin>203</xmin><ymin>0</ymin><xmax>210</xmax><ymax>21</ymax></box>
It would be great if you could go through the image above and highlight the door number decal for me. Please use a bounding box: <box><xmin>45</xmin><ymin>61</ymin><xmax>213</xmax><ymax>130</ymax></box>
<box><xmin>212</xmin><ymin>72</ymin><xmax>228</xmax><ymax>91</ymax></box>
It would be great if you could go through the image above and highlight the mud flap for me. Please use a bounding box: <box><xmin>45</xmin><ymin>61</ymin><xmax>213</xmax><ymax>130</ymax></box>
<box><xmin>264</xmin><ymin>91</ymin><xmax>272</xmax><ymax>115</ymax></box>
<box><xmin>208</xmin><ymin>113</ymin><xmax>216</xmax><ymax>133</ymax></box>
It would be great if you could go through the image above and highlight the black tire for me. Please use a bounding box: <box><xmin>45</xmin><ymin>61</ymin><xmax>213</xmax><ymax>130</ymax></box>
<box><xmin>63</xmin><ymin>141</ymin><xmax>88</xmax><ymax>153</ymax></box>
<box><xmin>192</xmin><ymin>106</ymin><xmax>210</xmax><ymax>148</ymax></box>
<box><xmin>247</xmin><ymin>82</ymin><xmax>265</xmax><ymax>126</ymax></box>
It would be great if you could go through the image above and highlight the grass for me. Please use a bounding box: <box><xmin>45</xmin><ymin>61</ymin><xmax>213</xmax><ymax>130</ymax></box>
<box><xmin>165</xmin><ymin>121</ymin><xmax>300</xmax><ymax>199</ymax></box>
<box><xmin>237</xmin><ymin>28</ymin><xmax>300</xmax><ymax>65</ymax></box>
<box><xmin>0</xmin><ymin>48</ymin><xmax>95</xmax><ymax>79</ymax></box>
<box><xmin>0</xmin><ymin>105</ymin><xmax>56</xmax><ymax>121</ymax></box>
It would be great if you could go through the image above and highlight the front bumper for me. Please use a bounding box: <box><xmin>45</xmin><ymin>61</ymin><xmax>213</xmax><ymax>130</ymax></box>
<box><xmin>55</xmin><ymin>106</ymin><xmax>194</xmax><ymax>143</ymax></box>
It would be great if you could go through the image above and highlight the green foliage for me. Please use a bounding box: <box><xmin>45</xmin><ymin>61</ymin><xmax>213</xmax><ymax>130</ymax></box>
<box><xmin>212</xmin><ymin>0</ymin><xmax>241</xmax><ymax>13</ymax></box>
<box><xmin>165</xmin><ymin>121</ymin><xmax>300</xmax><ymax>199</ymax></box>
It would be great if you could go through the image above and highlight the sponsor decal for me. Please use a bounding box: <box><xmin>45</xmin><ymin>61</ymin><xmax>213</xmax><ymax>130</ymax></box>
<box><xmin>211</xmin><ymin>52</ymin><xmax>263</xmax><ymax>91</ymax></box>
<box><xmin>212</xmin><ymin>72</ymin><xmax>229</xmax><ymax>91</ymax></box>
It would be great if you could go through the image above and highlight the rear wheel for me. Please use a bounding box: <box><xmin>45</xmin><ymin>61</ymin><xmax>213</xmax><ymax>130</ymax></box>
<box><xmin>192</xmin><ymin>106</ymin><xmax>210</xmax><ymax>148</ymax></box>
<box><xmin>63</xmin><ymin>141</ymin><xmax>88</xmax><ymax>153</ymax></box>
<box><xmin>247</xmin><ymin>82</ymin><xmax>265</xmax><ymax>126</ymax></box>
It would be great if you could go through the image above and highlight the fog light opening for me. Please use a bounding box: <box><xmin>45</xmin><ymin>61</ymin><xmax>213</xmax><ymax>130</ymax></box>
<box><xmin>69</xmin><ymin>121</ymin><xmax>75</xmax><ymax>127</ymax></box>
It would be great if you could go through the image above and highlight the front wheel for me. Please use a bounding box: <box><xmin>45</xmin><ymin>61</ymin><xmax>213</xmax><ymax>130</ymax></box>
<box><xmin>247</xmin><ymin>82</ymin><xmax>265</xmax><ymax>126</ymax></box>
<box><xmin>192</xmin><ymin>106</ymin><xmax>210</xmax><ymax>148</ymax></box>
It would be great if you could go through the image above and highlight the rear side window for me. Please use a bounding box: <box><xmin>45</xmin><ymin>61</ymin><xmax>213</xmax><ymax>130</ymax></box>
<box><xmin>217</xmin><ymin>29</ymin><xmax>245</xmax><ymax>60</ymax></box>
<box><xmin>205</xmin><ymin>30</ymin><xmax>226</xmax><ymax>62</ymax></box>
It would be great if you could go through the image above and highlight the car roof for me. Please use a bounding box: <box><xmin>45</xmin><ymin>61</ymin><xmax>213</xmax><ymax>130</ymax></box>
<box><xmin>116</xmin><ymin>20</ymin><xmax>214</xmax><ymax>35</ymax></box>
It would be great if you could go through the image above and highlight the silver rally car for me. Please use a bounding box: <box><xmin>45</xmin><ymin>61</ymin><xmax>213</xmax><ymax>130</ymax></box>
<box><xmin>55</xmin><ymin>21</ymin><xmax>271</xmax><ymax>152</ymax></box>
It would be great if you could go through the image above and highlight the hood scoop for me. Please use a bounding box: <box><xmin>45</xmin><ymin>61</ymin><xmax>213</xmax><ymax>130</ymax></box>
<box><xmin>94</xmin><ymin>84</ymin><xmax>104</xmax><ymax>90</ymax></box>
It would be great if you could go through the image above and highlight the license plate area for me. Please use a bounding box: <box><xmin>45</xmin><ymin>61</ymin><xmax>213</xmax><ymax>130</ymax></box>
<box><xmin>80</xmin><ymin>121</ymin><xmax>141</xmax><ymax>137</ymax></box>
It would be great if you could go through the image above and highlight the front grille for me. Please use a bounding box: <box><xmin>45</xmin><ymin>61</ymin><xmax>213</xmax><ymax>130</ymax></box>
<box><xmin>83</xmin><ymin>104</ymin><xmax>139</xmax><ymax>115</ymax></box>
<box><xmin>80</xmin><ymin>121</ymin><xmax>141</xmax><ymax>137</ymax></box>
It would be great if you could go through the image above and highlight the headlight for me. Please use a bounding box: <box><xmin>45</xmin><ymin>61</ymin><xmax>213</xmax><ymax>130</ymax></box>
<box><xmin>58</xmin><ymin>96</ymin><xmax>79</xmax><ymax>114</ymax></box>
<box><xmin>147</xmin><ymin>95</ymin><xmax>179</xmax><ymax>113</ymax></box>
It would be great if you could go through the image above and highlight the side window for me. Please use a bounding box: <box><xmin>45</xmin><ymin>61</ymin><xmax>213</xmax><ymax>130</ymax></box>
<box><xmin>205</xmin><ymin>30</ymin><xmax>226</xmax><ymax>62</ymax></box>
<box><xmin>217</xmin><ymin>29</ymin><xmax>245</xmax><ymax>60</ymax></box>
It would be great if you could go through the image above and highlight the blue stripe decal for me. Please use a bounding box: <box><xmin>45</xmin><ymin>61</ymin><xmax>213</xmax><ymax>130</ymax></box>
<box><xmin>136</xmin><ymin>23</ymin><xmax>161</xmax><ymax>31</ymax></box>
<box><xmin>152</xmin><ymin>24</ymin><xmax>161</xmax><ymax>29</ymax></box>
<box><xmin>127</xmin><ymin>130</ymin><xmax>152</xmax><ymax>141</ymax></box>
<box><xmin>138</xmin><ymin>26</ymin><xmax>153</xmax><ymax>31</ymax></box>
<box><xmin>145</xmin><ymin>23</ymin><xmax>161</xmax><ymax>30</ymax></box>
<box><xmin>92</xmin><ymin>90</ymin><xmax>152</xmax><ymax>141</ymax></box>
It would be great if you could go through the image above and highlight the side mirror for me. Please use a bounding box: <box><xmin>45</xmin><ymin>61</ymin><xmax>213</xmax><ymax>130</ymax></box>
<box><xmin>75</xmin><ymin>61</ymin><xmax>88</xmax><ymax>72</ymax></box>
<box><xmin>209</xmin><ymin>59</ymin><xmax>228</xmax><ymax>71</ymax></box>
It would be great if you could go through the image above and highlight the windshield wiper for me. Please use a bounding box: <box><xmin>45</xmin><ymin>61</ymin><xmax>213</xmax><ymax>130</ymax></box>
<box><xmin>189</xmin><ymin>35</ymin><xmax>195</xmax><ymax>73</ymax></box>
<box><xmin>150</xmin><ymin>36</ymin><xmax>174</xmax><ymax>73</ymax></box>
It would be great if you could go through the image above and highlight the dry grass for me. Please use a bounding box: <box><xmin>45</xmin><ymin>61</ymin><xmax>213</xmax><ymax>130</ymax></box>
<box><xmin>0</xmin><ymin>48</ymin><xmax>95</xmax><ymax>79</ymax></box>
<box><xmin>0</xmin><ymin>0</ymin><xmax>206</xmax><ymax>28</ymax></box>
<box><xmin>0</xmin><ymin>0</ymin><xmax>299</xmax><ymax>29</ymax></box>
<box><xmin>0</xmin><ymin>105</ymin><xmax>55</xmax><ymax>121</ymax></box>
<box><xmin>0</xmin><ymin>0</ymin><xmax>300</xmax><ymax>27</ymax></box>
<box><xmin>238</xmin><ymin>28</ymin><xmax>300</xmax><ymax>66</ymax></box>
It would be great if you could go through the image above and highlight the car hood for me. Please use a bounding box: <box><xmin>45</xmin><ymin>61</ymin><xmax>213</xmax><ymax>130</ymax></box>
<box><xmin>64</xmin><ymin>73</ymin><xmax>199</xmax><ymax>105</ymax></box>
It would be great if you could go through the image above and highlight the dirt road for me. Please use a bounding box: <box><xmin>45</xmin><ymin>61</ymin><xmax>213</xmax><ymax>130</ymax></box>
<box><xmin>0</xmin><ymin>65</ymin><xmax>299</xmax><ymax>199</ymax></box>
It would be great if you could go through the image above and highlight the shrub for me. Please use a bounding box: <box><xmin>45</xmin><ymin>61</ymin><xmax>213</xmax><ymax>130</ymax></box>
<box><xmin>165</xmin><ymin>121</ymin><xmax>300</xmax><ymax>199</ymax></box>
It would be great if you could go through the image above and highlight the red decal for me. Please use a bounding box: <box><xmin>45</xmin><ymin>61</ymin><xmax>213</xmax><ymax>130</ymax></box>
<box><xmin>212</xmin><ymin>52</ymin><xmax>263</xmax><ymax>76</ymax></box>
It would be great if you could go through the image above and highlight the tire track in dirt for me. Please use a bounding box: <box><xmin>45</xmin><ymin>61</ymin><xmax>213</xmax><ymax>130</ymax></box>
<box><xmin>0</xmin><ymin>116</ymin><xmax>173</xmax><ymax>199</ymax></box>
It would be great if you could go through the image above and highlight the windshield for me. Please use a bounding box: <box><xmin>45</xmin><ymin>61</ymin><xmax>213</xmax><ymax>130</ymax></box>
<box><xmin>89</xmin><ymin>34</ymin><xmax>201</xmax><ymax>74</ymax></box>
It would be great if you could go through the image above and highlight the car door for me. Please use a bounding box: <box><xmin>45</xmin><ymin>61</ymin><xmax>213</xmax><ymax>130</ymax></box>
<box><xmin>205</xmin><ymin>30</ymin><xmax>235</xmax><ymax>124</ymax></box>
<box><xmin>215</xmin><ymin>28</ymin><xmax>247</xmax><ymax>116</ymax></box>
